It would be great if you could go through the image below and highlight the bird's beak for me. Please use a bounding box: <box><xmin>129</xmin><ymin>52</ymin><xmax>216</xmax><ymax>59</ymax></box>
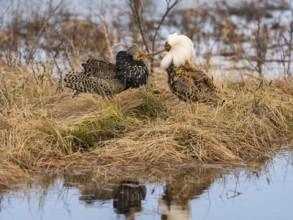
<box><xmin>145</xmin><ymin>49</ymin><xmax>165</xmax><ymax>58</ymax></box>
<box><xmin>136</xmin><ymin>52</ymin><xmax>148</xmax><ymax>60</ymax></box>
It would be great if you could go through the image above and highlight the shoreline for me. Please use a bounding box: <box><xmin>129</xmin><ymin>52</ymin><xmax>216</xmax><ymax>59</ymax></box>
<box><xmin>1</xmin><ymin>64</ymin><xmax>293</xmax><ymax>189</ymax></box>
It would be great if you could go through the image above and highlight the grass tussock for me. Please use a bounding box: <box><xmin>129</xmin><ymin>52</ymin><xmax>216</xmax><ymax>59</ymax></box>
<box><xmin>0</xmin><ymin>63</ymin><xmax>293</xmax><ymax>187</ymax></box>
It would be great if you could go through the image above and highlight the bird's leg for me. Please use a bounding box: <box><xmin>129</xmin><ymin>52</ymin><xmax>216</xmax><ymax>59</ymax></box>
<box><xmin>72</xmin><ymin>90</ymin><xmax>80</xmax><ymax>98</ymax></box>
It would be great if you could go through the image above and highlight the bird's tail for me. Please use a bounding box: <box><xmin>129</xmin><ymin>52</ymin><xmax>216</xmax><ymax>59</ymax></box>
<box><xmin>64</xmin><ymin>72</ymin><xmax>126</xmax><ymax>96</ymax></box>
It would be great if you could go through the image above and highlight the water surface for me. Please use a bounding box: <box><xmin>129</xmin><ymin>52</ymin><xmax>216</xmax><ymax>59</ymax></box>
<box><xmin>0</xmin><ymin>151</ymin><xmax>293</xmax><ymax>220</ymax></box>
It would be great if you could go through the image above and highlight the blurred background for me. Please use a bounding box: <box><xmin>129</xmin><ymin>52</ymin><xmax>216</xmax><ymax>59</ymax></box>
<box><xmin>0</xmin><ymin>0</ymin><xmax>292</xmax><ymax>79</ymax></box>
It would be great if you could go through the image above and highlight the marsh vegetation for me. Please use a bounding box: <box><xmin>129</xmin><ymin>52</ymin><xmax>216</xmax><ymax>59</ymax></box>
<box><xmin>0</xmin><ymin>0</ymin><xmax>293</xmax><ymax>188</ymax></box>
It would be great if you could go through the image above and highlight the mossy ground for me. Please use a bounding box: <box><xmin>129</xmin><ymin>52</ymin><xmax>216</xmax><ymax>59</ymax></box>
<box><xmin>0</xmin><ymin>63</ymin><xmax>293</xmax><ymax>188</ymax></box>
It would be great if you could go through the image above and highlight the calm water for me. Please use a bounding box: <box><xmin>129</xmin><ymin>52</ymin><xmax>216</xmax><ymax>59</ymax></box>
<box><xmin>0</xmin><ymin>151</ymin><xmax>293</xmax><ymax>220</ymax></box>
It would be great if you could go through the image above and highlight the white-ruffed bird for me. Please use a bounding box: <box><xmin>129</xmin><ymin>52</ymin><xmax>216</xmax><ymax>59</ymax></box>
<box><xmin>160</xmin><ymin>33</ymin><xmax>220</xmax><ymax>105</ymax></box>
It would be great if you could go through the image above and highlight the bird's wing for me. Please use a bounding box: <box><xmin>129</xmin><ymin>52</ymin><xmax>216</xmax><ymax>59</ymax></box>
<box><xmin>64</xmin><ymin>72</ymin><xmax>126</xmax><ymax>96</ymax></box>
<box><xmin>115</xmin><ymin>51</ymin><xmax>149</xmax><ymax>88</ymax></box>
<box><xmin>179</xmin><ymin>65</ymin><xmax>216</xmax><ymax>92</ymax></box>
<box><xmin>172</xmin><ymin>65</ymin><xmax>218</xmax><ymax>103</ymax></box>
<box><xmin>81</xmin><ymin>59</ymin><xmax>117</xmax><ymax>79</ymax></box>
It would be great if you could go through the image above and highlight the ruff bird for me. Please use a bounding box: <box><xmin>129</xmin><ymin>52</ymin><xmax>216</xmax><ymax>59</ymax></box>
<box><xmin>64</xmin><ymin>44</ymin><xmax>149</xmax><ymax>96</ymax></box>
<box><xmin>160</xmin><ymin>33</ymin><xmax>220</xmax><ymax>105</ymax></box>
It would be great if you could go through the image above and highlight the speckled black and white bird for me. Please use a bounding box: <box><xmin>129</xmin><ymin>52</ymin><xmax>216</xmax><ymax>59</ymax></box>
<box><xmin>160</xmin><ymin>33</ymin><xmax>220</xmax><ymax>105</ymax></box>
<box><xmin>64</xmin><ymin>44</ymin><xmax>149</xmax><ymax>96</ymax></box>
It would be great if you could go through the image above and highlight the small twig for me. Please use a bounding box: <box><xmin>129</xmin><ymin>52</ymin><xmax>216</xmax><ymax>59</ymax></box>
<box><xmin>128</xmin><ymin>0</ymin><xmax>150</xmax><ymax>53</ymax></box>
<box><xmin>128</xmin><ymin>0</ymin><xmax>182</xmax><ymax>72</ymax></box>
<box><xmin>150</xmin><ymin>0</ymin><xmax>182</xmax><ymax>71</ymax></box>
<box><xmin>226</xmin><ymin>189</ymin><xmax>242</xmax><ymax>199</ymax></box>
<box><xmin>151</xmin><ymin>0</ymin><xmax>182</xmax><ymax>53</ymax></box>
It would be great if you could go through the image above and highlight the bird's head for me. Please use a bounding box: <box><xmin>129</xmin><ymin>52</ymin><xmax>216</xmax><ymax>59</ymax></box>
<box><xmin>126</xmin><ymin>44</ymin><xmax>148</xmax><ymax>61</ymax></box>
<box><xmin>127</xmin><ymin>43</ymin><xmax>139</xmax><ymax>58</ymax></box>
<box><xmin>160</xmin><ymin>33</ymin><xmax>196</xmax><ymax>70</ymax></box>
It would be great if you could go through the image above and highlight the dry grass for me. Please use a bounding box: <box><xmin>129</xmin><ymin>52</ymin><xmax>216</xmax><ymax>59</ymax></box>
<box><xmin>0</xmin><ymin>62</ymin><xmax>293</xmax><ymax>188</ymax></box>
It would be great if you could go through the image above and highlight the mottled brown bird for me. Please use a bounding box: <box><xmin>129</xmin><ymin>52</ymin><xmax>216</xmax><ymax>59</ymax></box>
<box><xmin>64</xmin><ymin>44</ymin><xmax>149</xmax><ymax>96</ymax></box>
<box><xmin>160</xmin><ymin>33</ymin><xmax>220</xmax><ymax>105</ymax></box>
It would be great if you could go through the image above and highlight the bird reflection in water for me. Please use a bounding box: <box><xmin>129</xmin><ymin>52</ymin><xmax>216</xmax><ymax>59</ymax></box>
<box><xmin>159</xmin><ymin>168</ymin><xmax>221</xmax><ymax>220</ymax></box>
<box><xmin>113</xmin><ymin>180</ymin><xmax>146</xmax><ymax>219</ymax></box>
<box><xmin>66</xmin><ymin>168</ymin><xmax>221</xmax><ymax>220</ymax></box>
<box><xmin>75</xmin><ymin>176</ymin><xmax>146</xmax><ymax>220</ymax></box>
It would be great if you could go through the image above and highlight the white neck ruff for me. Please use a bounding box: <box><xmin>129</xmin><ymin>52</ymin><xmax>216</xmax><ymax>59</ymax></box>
<box><xmin>160</xmin><ymin>34</ymin><xmax>196</xmax><ymax>70</ymax></box>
